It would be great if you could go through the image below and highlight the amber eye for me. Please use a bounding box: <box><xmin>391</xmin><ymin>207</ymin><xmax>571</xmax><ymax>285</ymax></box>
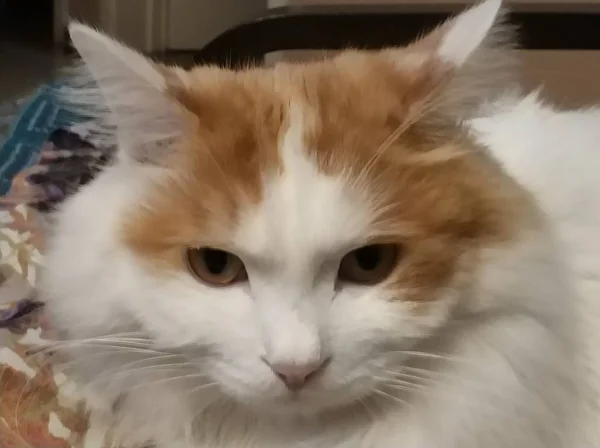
<box><xmin>338</xmin><ymin>244</ymin><xmax>399</xmax><ymax>284</ymax></box>
<box><xmin>185</xmin><ymin>248</ymin><xmax>247</xmax><ymax>286</ymax></box>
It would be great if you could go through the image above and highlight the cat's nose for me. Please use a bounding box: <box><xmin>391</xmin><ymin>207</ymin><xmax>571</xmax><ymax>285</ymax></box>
<box><xmin>268</xmin><ymin>360</ymin><xmax>328</xmax><ymax>390</ymax></box>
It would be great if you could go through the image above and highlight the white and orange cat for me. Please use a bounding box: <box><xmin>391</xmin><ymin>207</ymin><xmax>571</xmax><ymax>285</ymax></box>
<box><xmin>39</xmin><ymin>0</ymin><xmax>600</xmax><ymax>447</ymax></box>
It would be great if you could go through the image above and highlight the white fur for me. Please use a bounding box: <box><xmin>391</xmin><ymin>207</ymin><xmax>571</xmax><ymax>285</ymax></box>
<box><xmin>469</xmin><ymin>93</ymin><xmax>600</xmax><ymax>446</ymax></box>
<box><xmin>38</xmin><ymin>1</ymin><xmax>598</xmax><ymax>447</ymax></box>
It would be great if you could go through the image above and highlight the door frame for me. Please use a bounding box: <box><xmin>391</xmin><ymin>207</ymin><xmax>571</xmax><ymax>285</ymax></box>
<box><xmin>54</xmin><ymin>0</ymin><xmax>169</xmax><ymax>53</ymax></box>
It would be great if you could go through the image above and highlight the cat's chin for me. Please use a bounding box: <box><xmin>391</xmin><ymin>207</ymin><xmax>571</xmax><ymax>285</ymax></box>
<box><xmin>244</xmin><ymin>394</ymin><xmax>367</xmax><ymax>419</ymax></box>
<box><xmin>222</xmin><ymin>380</ymin><xmax>377</xmax><ymax>418</ymax></box>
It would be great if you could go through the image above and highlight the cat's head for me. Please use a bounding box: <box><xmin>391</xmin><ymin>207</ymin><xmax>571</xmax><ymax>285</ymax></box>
<box><xmin>46</xmin><ymin>0</ymin><xmax>545</xmax><ymax>415</ymax></box>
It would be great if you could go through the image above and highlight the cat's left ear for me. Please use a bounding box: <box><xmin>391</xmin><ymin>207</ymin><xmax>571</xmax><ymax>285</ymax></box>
<box><xmin>62</xmin><ymin>23</ymin><xmax>191</xmax><ymax>164</ymax></box>
<box><xmin>385</xmin><ymin>0</ymin><xmax>512</xmax><ymax>108</ymax></box>
<box><xmin>412</xmin><ymin>0</ymin><xmax>504</xmax><ymax>68</ymax></box>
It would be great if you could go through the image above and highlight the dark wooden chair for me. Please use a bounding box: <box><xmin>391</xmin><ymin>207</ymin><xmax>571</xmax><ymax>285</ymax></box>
<box><xmin>190</xmin><ymin>3</ymin><xmax>600</xmax><ymax>68</ymax></box>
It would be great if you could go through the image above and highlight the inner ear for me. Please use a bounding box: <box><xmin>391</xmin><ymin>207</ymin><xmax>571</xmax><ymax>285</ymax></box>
<box><xmin>409</xmin><ymin>0</ymin><xmax>505</xmax><ymax>67</ymax></box>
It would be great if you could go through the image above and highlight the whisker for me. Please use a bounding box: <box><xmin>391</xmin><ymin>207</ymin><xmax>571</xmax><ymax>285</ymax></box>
<box><xmin>381</xmin><ymin>381</ymin><xmax>523</xmax><ymax>422</ymax></box>
<box><xmin>372</xmin><ymin>387</ymin><xmax>412</xmax><ymax>408</ymax></box>
<box><xmin>385</xmin><ymin>350</ymin><xmax>481</xmax><ymax>366</ymax></box>
<box><xmin>30</xmin><ymin>342</ymin><xmax>171</xmax><ymax>358</ymax></box>
<box><xmin>86</xmin><ymin>366</ymin><xmax>196</xmax><ymax>389</ymax></box>
<box><xmin>382</xmin><ymin>369</ymin><xmax>439</xmax><ymax>387</ymax></box>
<box><xmin>127</xmin><ymin>372</ymin><xmax>212</xmax><ymax>392</ymax></box>
<box><xmin>49</xmin><ymin>341</ymin><xmax>153</xmax><ymax>350</ymax></box>
<box><xmin>49</xmin><ymin>338</ymin><xmax>157</xmax><ymax>349</ymax></box>
<box><xmin>353</xmin><ymin>80</ymin><xmax>457</xmax><ymax>189</ymax></box>
<box><xmin>371</xmin><ymin>373</ymin><xmax>423</xmax><ymax>390</ymax></box>
<box><xmin>380</xmin><ymin>360</ymin><xmax>538</xmax><ymax>422</ymax></box>
<box><xmin>45</xmin><ymin>331</ymin><xmax>152</xmax><ymax>343</ymax></box>
<box><xmin>54</xmin><ymin>351</ymin><xmax>183</xmax><ymax>371</ymax></box>
<box><xmin>358</xmin><ymin>397</ymin><xmax>379</xmax><ymax>422</ymax></box>
<box><xmin>81</xmin><ymin>357</ymin><xmax>192</xmax><ymax>381</ymax></box>
<box><xmin>188</xmin><ymin>381</ymin><xmax>219</xmax><ymax>395</ymax></box>
<box><xmin>383</xmin><ymin>364</ymin><xmax>531</xmax><ymax>406</ymax></box>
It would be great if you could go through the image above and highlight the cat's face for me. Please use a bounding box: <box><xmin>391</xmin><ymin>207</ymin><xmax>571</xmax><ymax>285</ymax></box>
<box><xmin>49</xmin><ymin>0</ymin><xmax>529</xmax><ymax>415</ymax></box>
<box><xmin>119</xmin><ymin>61</ymin><xmax>519</xmax><ymax>415</ymax></box>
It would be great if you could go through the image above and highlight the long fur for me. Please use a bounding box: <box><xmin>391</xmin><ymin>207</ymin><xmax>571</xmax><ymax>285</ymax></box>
<box><xmin>38</xmin><ymin>1</ymin><xmax>598</xmax><ymax>447</ymax></box>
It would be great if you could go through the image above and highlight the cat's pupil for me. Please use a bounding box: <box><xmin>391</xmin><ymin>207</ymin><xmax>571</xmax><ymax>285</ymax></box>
<box><xmin>354</xmin><ymin>246</ymin><xmax>381</xmax><ymax>271</ymax></box>
<box><xmin>203</xmin><ymin>249</ymin><xmax>229</xmax><ymax>275</ymax></box>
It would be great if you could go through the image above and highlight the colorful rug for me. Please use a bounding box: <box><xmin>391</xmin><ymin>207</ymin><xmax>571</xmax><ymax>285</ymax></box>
<box><xmin>0</xmin><ymin>84</ymin><xmax>81</xmax><ymax>196</ymax></box>
<box><xmin>0</xmin><ymin>84</ymin><xmax>113</xmax><ymax>448</ymax></box>
<box><xmin>0</xmin><ymin>84</ymin><xmax>112</xmax><ymax>212</ymax></box>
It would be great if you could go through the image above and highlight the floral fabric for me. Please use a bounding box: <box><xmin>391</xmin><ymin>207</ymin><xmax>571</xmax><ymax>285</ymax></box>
<box><xmin>0</xmin><ymin>294</ymin><xmax>91</xmax><ymax>448</ymax></box>
<box><xmin>1</xmin><ymin>97</ymin><xmax>113</xmax><ymax>447</ymax></box>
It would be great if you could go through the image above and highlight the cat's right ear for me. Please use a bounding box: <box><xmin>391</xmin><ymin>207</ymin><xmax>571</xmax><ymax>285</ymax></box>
<box><xmin>62</xmin><ymin>23</ymin><xmax>192</xmax><ymax>164</ymax></box>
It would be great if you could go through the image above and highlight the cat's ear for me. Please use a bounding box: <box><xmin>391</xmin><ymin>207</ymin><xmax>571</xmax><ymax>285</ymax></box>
<box><xmin>411</xmin><ymin>0</ymin><xmax>504</xmax><ymax>68</ymax></box>
<box><xmin>62</xmin><ymin>23</ymin><xmax>191</xmax><ymax>164</ymax></box>
<box><xmin>385</xmin><ymin>0</ymin><xmax>514</xmax><ymax>112</ymax></box>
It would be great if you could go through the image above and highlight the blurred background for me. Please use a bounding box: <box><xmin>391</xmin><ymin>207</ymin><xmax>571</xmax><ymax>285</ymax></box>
<box><xmin>2</xmin><ymin>0</ymin><xmax>600</xmax><ymax>129</ymax></box>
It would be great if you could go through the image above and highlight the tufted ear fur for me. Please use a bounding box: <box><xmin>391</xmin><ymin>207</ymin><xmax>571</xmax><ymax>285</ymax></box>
<box><xmin>383</xmin><ymin>0</ymin><xmax>517</xmax><ymax>118</ymax></box>
<box><xmin>60</xmin><ymin>23</ymin><xmax>192</xmax><ymax>164</ymax></box>
<box><xmin>415</xmin><ymin>0</ymin><xmax>505</xmax><ymax>67</ymax></box>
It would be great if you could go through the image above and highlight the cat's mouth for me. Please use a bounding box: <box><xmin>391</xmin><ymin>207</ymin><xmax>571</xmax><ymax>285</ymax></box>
<box><xmin>250</xmin><ymin>383</ymin><xmax>375</xmax><ymax>417</ymax></box>
<box><xmin>201</xmin><ymin>352</ymin><xmax>388</xmax><ymax>415</ymax></box>
<box><xmin>235</xmin><ymin>371</ymin><xmax>379</xmax><ymax>416</ymax></box>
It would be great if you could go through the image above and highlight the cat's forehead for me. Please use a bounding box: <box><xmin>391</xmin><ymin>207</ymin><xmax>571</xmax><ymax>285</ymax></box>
<box><xmin>230</xmin><ymin>100</ymin><xmax>375</xmax><ymax>263</ymax></box>
<box><xmin>126</xmin><ymin>63</ymin><xmax>392</xmax><ymax>254</ymax></box>
<box><xmin>162</xmin><ymin>60</ymin><xmax>419</xmax><ymax>262</ymax></box>
<box><xmin>168</xmin><ymin>54</ymin><xmax>428</xmax><ymax>207</ymax></box>
<box><xmin>131</xmin><ymin>61</ymin><xmax>407</xmax><ymax>219</ymax></box>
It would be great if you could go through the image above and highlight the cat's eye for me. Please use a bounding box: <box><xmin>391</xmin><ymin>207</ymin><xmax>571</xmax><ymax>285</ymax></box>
<box><xmin>338</xmin><ymin>244</ymin><xmax>399</xmax><ymax>284</ymax></box>
<box><xmin>185</xmin><ymin>248</ymin><xmax>247</xmax><ymax>286</ymax></box>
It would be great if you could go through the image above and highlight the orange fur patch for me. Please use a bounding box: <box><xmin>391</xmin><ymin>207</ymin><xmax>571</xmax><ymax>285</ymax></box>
<box><xmin>123</xmin><ymin>50</ymin><xmax>535</xmax><ymax>302</ymax></box>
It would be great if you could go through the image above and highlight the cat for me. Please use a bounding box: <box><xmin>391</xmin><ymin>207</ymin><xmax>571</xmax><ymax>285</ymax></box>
<box><xmin>38</xmin><ymin>0</ymin><xmax>600</xmax><ymax>446</ymax></box>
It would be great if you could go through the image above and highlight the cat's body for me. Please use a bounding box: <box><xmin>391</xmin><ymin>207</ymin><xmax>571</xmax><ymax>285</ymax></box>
<box><xmin>38</xmin><ymin>1</ymin><xmax>599</xmax><ymax>447</ymax></box>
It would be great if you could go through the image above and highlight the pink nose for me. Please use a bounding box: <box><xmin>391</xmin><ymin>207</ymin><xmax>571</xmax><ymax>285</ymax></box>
<box><xmin>269</xmin><ymin>362</ymin><xmax>326</xmax><ymax>390</ymax></box>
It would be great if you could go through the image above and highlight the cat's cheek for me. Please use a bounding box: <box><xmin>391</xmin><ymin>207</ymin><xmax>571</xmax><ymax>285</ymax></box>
<box><xmin>131</xmin><ymin>275</ymin><xmax>260</xmax><ymax>348</ymax></box>
<box><xmin>328</xmin><ymin>287</ymin><xmax>418</xmax><ymax>354</ymax></box>
<box><xmin>134</xmin><ymin>277</ymin><xmax>279</xmax><ymax>399</ymax></box>
<box><xmin>327</xmin><ymin>287</ymin><xmax>454</xmax><ymax>376</ymax></box>
<box><xmin>204</xmin><ymin>357</ymin><xmax>282</xmax><ymax>402</ymax></box>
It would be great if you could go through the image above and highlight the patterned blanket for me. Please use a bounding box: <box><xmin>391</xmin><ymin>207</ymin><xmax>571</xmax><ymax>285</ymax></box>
<box><xmin>0</xmin><ymin>86</ymin><xmax>112</xmax><ymax>447</ymax></box>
